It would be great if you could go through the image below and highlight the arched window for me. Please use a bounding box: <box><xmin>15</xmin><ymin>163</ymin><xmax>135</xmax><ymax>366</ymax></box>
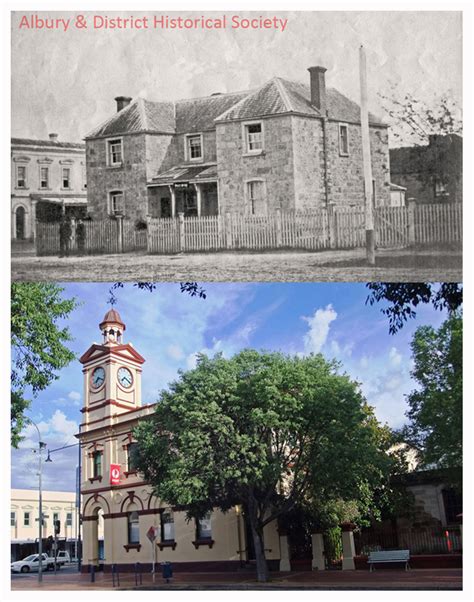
<box><xmin>128</xmin><ymin>511</ymin><xmax>140</xmax><ymax>544</ymax></box>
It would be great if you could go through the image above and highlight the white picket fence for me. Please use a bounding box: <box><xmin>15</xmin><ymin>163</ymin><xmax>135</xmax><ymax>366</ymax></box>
<box><xmin>36</xmin><ymin>203</ymin><xmax>462</xmax><ymax>256</ymax></box>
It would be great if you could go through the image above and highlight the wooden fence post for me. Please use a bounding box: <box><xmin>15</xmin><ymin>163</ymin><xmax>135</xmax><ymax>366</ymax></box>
<box><xmin>276</xmin><ymin>208</ymin><xmax>282</xmax><ymax>248</ymax></box>
<box><xmin>407</xmin><ymin>198</ymin><xmax>416</xmax><ymax>246</ymax></box>
<box><xmin>146</xmin><ymin>215</ymin><xmax>152</xmax><ymax>254</ymax></box>
<box><xmin>178</xmin><ymin>212</ymin><xmax>185</xmax><ymax>252</ymax></box>
<box><xmin>225</xmin><ymin>212</ymin><xmax>232</xmax><ymax>249</ymax></box>
<box><xmin>328</xmin><ymin>203</ymin><xmax>336</xmax><ymax>248</ymax></box>
<box><xmin>116</xmin><ymin>215</ymin><xmax>124</xmax><ymax>253</ymax></box>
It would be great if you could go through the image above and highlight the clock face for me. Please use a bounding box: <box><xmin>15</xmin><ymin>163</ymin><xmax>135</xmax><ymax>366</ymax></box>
<box><xmin>91</xmin><ymin>366</ymin><xmax>105</xmax><ymax>389</ymax></box>
<box><xmin>118</xmin><ymin>367</ymin><xmax>133</xmax><ymax>389</ymax></box>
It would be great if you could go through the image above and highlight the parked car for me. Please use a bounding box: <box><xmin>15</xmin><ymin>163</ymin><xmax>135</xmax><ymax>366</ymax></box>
<box><xmin>11</xmin><ymin>553</ymin><xmax>56</xmax><ymax>573</ymax></box>
<box><xmin>55</xmin><ymin>551</ymin><xmax>71</xmax><ymax>566</ymax></box>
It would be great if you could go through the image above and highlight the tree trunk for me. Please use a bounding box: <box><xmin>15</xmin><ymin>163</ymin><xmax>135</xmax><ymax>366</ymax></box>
<box><xmin>247</xmin><ymin>497</ymin><xmax>269</xmax><ymax>583</ymax></box>
<box><xmin>250</xmin><ymin>521</ymin><xmax>269</xmax><ymax>582</ymax></box>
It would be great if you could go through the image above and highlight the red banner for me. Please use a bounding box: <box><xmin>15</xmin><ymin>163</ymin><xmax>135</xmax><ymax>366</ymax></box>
<box><xmin>110</xmin><ymin>464</ymin><xmax>121</xmax><ymax>485</ymax></box>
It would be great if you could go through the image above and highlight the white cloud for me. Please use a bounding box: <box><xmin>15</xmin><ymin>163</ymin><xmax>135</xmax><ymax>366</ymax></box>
<box><xmin>302</xmin><ymin>305</ymin><xmax>338</xmax><ymax>354</ymax></box>
<box><xmin>389</xmin><ymin>347</ymin><xmax>403</xmax><ymax>368</ymax></box>
<box><xmin>68</xmin><ymin>391</ymin><xmax>81</xmax><ymax>401</ymax></box>
<box><xmin>166</xmin><ymin>344</ymin><xmax>184</xmax><ymax>361</ymax></box>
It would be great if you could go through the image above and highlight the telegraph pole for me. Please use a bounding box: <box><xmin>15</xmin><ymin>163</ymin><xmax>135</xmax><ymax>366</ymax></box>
<box><xmin>359</xmin><ymin>45</ymin><xmax>375</xmax><ymax>265</ymax></box>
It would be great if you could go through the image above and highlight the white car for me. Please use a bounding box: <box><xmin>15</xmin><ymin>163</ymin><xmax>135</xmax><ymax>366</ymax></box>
<box><xmin>55</xmin><ymin>551</ymin><xmax>71</xmax><ymax>565</ymax></box>
<box><xmin>11</xmin><ymin>553</ymin><xmax>55</xmax><ymax>573</ymax></box>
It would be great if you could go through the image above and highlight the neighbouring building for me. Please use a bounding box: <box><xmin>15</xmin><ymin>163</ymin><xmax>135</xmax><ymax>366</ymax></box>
<box><xmin>85</xmin><ymin>66</ymin><xmax>391</xmax><ymax>223</ymax></box>
<box><xmin>11</xmin><ymin>489</ymin><xmax>79</xmax><ymax>561</ymax></box>
<box><xmin>11</xmin><ymin>135</ymin><xmax>87</xmax><ymax>249</ymax></box>
<box><xmin>76</xmin><ymin>309</ymin><xmax>282</xmax><ymax>572</ymax></box>
<box><xmin>390</xmin><ymin>134</ymin><xmax>462</xmax><ymax>204</ymax></box>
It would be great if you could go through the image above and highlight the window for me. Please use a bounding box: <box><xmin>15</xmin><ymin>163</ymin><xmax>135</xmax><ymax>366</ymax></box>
<box><xmin>160</xmin><ymin>511</ymin><xmax>175</xmax><ymax>542</ymax></box>
<box><xmin>92</xmin><ymin>451</ymin><xmax>102</xmax><ymax>478</ymax></box>
<box><xmin>107</xmin><ymin>139</ymin><xmax>123</xmax><ymax>166</ymax></box>
<box><xmin>196</xmin><ymin>512</ymin><xmax>212</xmax><ymax>540</ymax></box>
<box><xmin>66</xmin><ymin>512</ymin><xmax>73</xmax><ymax>527</ymax></box>
<box><xmin>127</xmin><ymin>442</ymin><xmax>138</xmax><ymax>472</ymax></box>
<box><xmin>128</xmin><ymin>511</ymin><xmax>140</xmax><ymax>544</ymax></box>
<box><xmin>247</xmin><ymin>180</ymin><xmax>266</xmax><ymax>215</ymax></box>
<box><xmin>434</xmin><ymin>178</ymin><xmax>448</xmax><ymax>197</ymax></box>
<box><xmin>442</xmin><ymin>488</ymin><xmax>462</xmax><ymax>524</ymax></box>
<box><xmin>186</xmin><ymin>135</ymin><xmax>203</xmax><ymax>160</ymax></box>
<box><xmin>62</xmin><ymin>167</ymin><xmax>71</xmax><ymax>189</ymax></box>
<box><xmin>24</xmin><ymin>512</ymin><xmax>30</xmax><ymax>526</ymax></box>
<box><xmin>16</xmin><ymin>166</ymin><xmax>27</xmax><ymax>188</ymax></box>
<box><xmin>109</xmin><ymin>191</ymin><xmax>124</xmax><ymax>215</ymax></box>
<box><xmin>40</xmin><ymin>167</ymin><xmax>49</xmax><ymax>189</ymax></box>
<box><xmin>11</xmin><ymin>512</ymin><xmax>16</xmax><ymax>527</ymax></box>
<box><xmin>244</xmin><ymin>122</ymin><xmax>263</xmax><ymax>153</ymax></box>
<box><xmin>339</xmin><ymin>123</ymin><xmax>349</xmax><ymax>155</ymax></box>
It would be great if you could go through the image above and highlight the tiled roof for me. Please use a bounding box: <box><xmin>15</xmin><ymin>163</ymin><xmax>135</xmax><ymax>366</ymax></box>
<box><xmin>100</xmin><ymin>308</ymin><xmax>126</xmax><ymax>329</ymax></box>
<box><xmin>216</xmin><ymin>78</ymin><xmax>385</xmax><ymax>125</ymax></box>
<box><xmin>175</xmin><ymin>91</ymin><xmax>250</xmax><ymax>133</ymax></box>
<box><xmin>87</xmin><ymin>76</ymin><xmax>386</xmax><ymax>139</ymax></box>
<box><xmin>12</xmin><ymin>138</ymin><xmax>85</xmax><ymax>149</ymax></box>
<box><xmin>86</xmin><ymin>98</ymin><xmax>175</xmax><ymax>138</ymax></box>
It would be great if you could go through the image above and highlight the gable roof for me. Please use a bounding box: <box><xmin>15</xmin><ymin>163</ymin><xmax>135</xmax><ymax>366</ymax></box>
<box><xmin>86</xmin><ymin>76</ymin><xmax>386</xmax><ymax>139</ymax></box>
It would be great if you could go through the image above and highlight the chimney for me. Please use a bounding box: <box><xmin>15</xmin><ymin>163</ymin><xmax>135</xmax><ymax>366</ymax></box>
<box><xmin>115</xmin><ymin>96</ymin><xmax>132</xmax><ymax>112</ymax></box>
<box><xmin>307</xmin><ymin>66</ymin><xmax>327</xmax><ymax>113</ymax></box>
<box><xmin>49</xmin><ymin>133</ymin><xmax>58</xmax><ymax>142</ymax></box>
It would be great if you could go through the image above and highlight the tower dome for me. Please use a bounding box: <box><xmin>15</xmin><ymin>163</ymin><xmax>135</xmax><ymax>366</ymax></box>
<box><xmin>99</xmin><ymin>308</ymin><xmax>126</xmax><ymax>345</ymax></box>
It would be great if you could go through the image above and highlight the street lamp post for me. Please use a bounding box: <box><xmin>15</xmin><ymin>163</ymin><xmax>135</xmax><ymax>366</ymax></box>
<box><xmin>44</xmin><ymin>441</ymin><xmax>82</xmax><ymax>572</ymax></box>
<box><xmin>27</xmin><ymin>419</ymin><xmax>46</xmax><ymax>584</ymax></box>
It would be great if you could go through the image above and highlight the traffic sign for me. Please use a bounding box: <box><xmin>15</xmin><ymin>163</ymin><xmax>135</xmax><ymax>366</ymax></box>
<box><xmin>146</xmin><ymin>526</ymin><xmax>158</xmax><ymax>542</ymax></box>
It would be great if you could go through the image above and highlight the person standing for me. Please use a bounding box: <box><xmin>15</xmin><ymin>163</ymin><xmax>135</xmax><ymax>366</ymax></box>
<box><xmin>59</xmin><ymin>214</ymin><xmax>72</xmax><ymax>257</ymax></box>
<box><xmin>76</xmin><ymin>218</ymin><xmax>86</xmax><ymax>255</ymax></box>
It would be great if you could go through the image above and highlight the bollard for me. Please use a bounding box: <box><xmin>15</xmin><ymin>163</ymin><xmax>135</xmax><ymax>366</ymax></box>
<box><xmin>161</xmin><ymin>561</ymin><xmax>173</xmax><ymax>583</ymax></box>
<box><xmin>134</xmin><ymin>562</ymin><xmax>143</xmax><ymax>586</ymax></box>
<box><xmin>112</xmin><ymin>563</ymin><xmax>120</xmax><ymax>587</ymax></box>
<box><xmin>90</xmin><ymin>564</ymin><xmax>95</xmax><ymax>583</ymax></box>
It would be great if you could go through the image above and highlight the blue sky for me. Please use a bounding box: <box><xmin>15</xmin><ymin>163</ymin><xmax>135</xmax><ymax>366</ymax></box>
<box><xmin>11</xmin><ymin>282</ymin><xmax>450</xmax><ymax>492</ymax></box>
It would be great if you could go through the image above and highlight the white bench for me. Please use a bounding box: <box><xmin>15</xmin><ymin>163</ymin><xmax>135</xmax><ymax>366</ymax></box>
<box><xmin>368</xmin><ymin>550</ymin><xmax>410</xmax><ymax>571</ymax></box>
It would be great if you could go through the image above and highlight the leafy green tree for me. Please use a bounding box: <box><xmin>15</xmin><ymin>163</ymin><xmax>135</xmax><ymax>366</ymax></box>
<box><xmin>404</xmin><ymin>312</ymin><xmax>462</xmax><ymax>480</ymax></box>
<box><xmin>366</xmin><ymin>283</ymin><xmax>462</xmax><ymax>334</ymax></box>
<box><xmin>11</xmin><ymin>283</ymin><xmax>77</xmax><ymax>447</ymax></box>
<box><xmin>134</xmin><ymin>350</ymin><xmax>395</xmax><ymax>582</ymax></box>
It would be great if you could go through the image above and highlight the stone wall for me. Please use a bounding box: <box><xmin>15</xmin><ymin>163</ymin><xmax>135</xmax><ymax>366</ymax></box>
<box><xmin>291</xmin><ymin>116</ymin><xmax>326</xmax><ymax>209</ymax></box>
<box><xmin>86</xmin><ymin>133</ymin><xmax>172</xmax><ymax>221</ymax></box>
<box><xmin>216</xmin><ymin>115</ymin><xmax>295</xmax><ymax>214</ymax></box>
<box><xmin>324</xmin><ymin>121</ymin><xmax>391</xmax><ymax>207</ymax></box>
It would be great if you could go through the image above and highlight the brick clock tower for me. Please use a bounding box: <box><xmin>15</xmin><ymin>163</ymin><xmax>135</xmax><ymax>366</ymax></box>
<box><xmin>80</xmin><ymin>308</ymin><xmax>145</xmax><ymax>423</ymax></box>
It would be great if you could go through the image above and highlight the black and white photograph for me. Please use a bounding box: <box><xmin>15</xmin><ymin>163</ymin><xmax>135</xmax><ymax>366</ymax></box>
<box><xmin>10</xmin><ymin>10</ymin><xmax>462</xmax><ymax>282</ymax></box>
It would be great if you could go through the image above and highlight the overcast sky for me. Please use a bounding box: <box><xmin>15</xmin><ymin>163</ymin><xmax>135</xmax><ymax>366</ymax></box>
<box><xmin>11</xmin><ymin>281</ymin><xmax>450</xmax><ymax>492</ymax></box>
<box><xmin>11</xmin><ymin>10</ymin><xmax>462</xmax><ymax>143</ymax></box>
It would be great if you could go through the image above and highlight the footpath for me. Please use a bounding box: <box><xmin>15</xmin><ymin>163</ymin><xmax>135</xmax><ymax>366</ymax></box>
<box><xmin>10</xmin><ymin>568</ymin><xmax>462</xmax><ymax>590</ymax></box>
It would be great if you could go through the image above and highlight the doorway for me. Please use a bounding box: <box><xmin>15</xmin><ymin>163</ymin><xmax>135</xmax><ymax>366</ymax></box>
<box><xmin>15</xmin><ymin>206</ymin><xmax>26</xmax><ymax>239</ymax></box>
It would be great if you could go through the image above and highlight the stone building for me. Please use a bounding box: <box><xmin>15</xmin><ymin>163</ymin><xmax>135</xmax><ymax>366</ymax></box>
<box><xmin>11</xmin><ymin>135</ymin><xmax>87</xmax><ymax>249</ymax></box>
<box><xmin>10</xmin><ymin>489</ymin><xmax>79</xmax><ymax>562</ymax></box>
<box><xmin>77</xmin><ymin>309</ymin><xmax>282</xmax><ymax>572</ymax></box>
<box><xmin>85</xmin><ymin>66</ymin><xmax>391</xmax><ymax>222</ymax></box>
<box><xmin>390</xmin><ymin>134</ymin><xmax>462</xmax><ymax>204</ymax></box>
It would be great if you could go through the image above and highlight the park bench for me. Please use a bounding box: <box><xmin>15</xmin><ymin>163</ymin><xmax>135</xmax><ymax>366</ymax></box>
<box><xmin>368</xmin><ymin>549</ymin><xmax>410</xmax><ymax>571</ymax></box>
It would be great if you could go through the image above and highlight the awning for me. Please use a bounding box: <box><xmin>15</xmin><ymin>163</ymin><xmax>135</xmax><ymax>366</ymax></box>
<box><xmin>33</xmin><ymin>195</ymin><xmax>88</xmax><ymax>206</ymax></box>
<box><xmin>148</xmin><ymin>164</ymin><xmax>217</xmax><ymax>187</ymax></box>
<box><xmin>389</xmin><ymin>182</ymin><xmax>407</xmax><ymax>191</ymax></box>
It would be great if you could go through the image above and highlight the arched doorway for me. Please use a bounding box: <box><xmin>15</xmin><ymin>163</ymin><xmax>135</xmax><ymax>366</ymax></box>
<box><xmin>15</xmin><ymin>206</ymin><xmax>26</xmax><ymax>239</ymax></box>
<box><xmin>86</xmin><ymin>506</ymin><xmax>105</xmax><ymax>570</ymax></box>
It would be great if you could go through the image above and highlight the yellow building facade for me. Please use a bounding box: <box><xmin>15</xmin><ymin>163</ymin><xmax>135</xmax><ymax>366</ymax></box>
<box><xmin>77</xmin><ymin>309</ymin><xmax>282</xmax><ymax>572</ymax></box>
